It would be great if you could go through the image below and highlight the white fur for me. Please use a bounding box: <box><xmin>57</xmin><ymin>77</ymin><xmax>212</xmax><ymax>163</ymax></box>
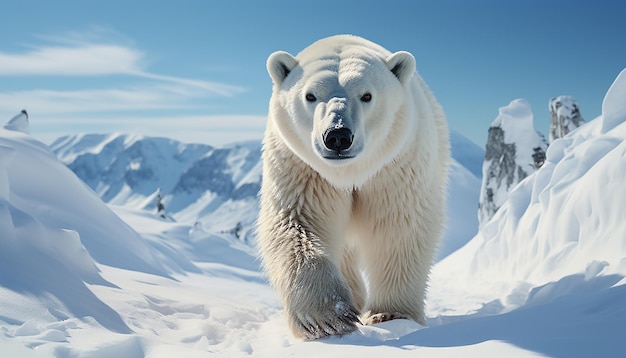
<box><xmin>258</xmin><ymin>35</ymin><xmax>450</xmax><ymax>340</ymax></box>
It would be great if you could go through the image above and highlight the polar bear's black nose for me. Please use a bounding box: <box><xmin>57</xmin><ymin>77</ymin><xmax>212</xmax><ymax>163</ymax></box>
<box><xmin>323</xmin><ymin>127</ymin><xmax>353</xmax><ymax>152</ymax></box>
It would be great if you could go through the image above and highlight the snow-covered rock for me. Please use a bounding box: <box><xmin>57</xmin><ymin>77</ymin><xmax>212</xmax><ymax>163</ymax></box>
<box><xmin>549</xmin><ymin>95</ymin><xmax>585</xmax><ymax>143</ymax></box>
<box><xmin>478</xmin><ymin>99</ymin><xmax>548</xmax><ymax>227</ymax></box>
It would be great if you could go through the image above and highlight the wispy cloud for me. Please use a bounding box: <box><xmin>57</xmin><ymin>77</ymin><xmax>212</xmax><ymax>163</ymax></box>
<box><xmin>134</xmin><ymin>72</ymin><xmax>243</xmax><ymax>97</ymax></box>
<box><xmin>0</xmin><ymin>44</ymin><xmax>143</xmax><ymax>76</ymax></box>
<box><xmin>0</xmin><ymin>29</ymin><xmax>245</xmax><ymax>97</ymax></box>
<box><xmin>0</xmin><ymin>88</ymin><xmax>184</xmax><ymax>114</ymax></box>
<box><xmin>0</xmin><ymin>29</ymin><xmax>255</xmax><ymax>145</ymax></box>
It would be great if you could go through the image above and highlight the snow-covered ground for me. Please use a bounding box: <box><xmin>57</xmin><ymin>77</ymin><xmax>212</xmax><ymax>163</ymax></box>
<box><xmin>1</xmin><ymin>69</ymin><xmax>625</xmax><ymax>357</ymax></box>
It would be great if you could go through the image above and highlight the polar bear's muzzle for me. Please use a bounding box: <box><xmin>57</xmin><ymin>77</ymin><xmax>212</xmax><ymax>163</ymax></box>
<box><xmin>315</xmin><ymin>122</ymin><xmax>361</xmax><ymax>161</ymax></box>
<box><xmin>313</xmin><ymin>98</ymin><xmax>363</xmax><ymax>162</ymax></box>
<box><xmin>323</xmin><ymin>125</ymin><xmax>353</xmax><ymax>153</ymax></box>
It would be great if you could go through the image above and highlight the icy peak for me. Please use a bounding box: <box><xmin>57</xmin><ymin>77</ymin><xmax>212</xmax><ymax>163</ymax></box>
<box><xmin>490</xmin><ymin>99</ymin><xmax>534</xmax><ymax>141</ymax></box>
<box><xmin>3</xmin><ymin>109</ymin><xmax>29</xmax><ymax>134</ymax></box>
<box><xmin>478</xmin><ymin>99</ymin><xmax>547</xmax><ymax>227</ymax></box>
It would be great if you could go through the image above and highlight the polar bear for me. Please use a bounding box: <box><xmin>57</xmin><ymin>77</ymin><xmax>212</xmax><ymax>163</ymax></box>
<box><xmin>257</xmin><ymin>35</ymin><xmax>449</xmax><ymax>340</ymax></box>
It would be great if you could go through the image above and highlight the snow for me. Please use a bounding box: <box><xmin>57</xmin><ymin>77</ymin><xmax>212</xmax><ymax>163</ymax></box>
<box><xmin>490</xmin><ymin>99</ymin><xmax>546</xmax><ymax>169</ymax></box>
<box><xmin>1</xmin><ymin>69</ymin><xmax>625</xmax><ymax>357</ymax></box>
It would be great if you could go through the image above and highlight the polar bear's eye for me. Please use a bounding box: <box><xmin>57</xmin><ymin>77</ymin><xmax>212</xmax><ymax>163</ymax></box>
<box><xmin>360</xmin><ymin>93</ymin><xmax>372</xmax><ymax>102</ymax></box>
<box><xmin>305</xmin><ymin>93</ymin><xmax>317</xmax><ymax>102</ymax></box>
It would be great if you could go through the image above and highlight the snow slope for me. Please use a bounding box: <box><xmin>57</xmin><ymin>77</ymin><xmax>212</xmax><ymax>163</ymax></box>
<box><xmin>0</xmin><ymin>113</ymin><xmax>204</xmax><ymax>341</ymax></box>
<box><xmin>1</xmin><ymin>68</ymin><xmax>624</xmax><ymax>357</ymax></box>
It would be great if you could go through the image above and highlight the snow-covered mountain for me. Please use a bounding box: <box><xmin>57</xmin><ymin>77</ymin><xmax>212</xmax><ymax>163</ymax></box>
<box><xmin>478</xmin><ymin>99</ymin><xmax>548</xmax><ymax>227</ymax></box>
<box><xmin>51</xmin><ymin>129</ymin><xmax>483</xmax><ymax>259</ymax></box>
<box><xmin>51</xmin><ymin>134</ymin><xmax>262</xmax><ymax>241</ymax></box>
<box><xmin>1</xmin><ymin>68</ymin><xmax>624</xmax><ymax>357</ymax></box>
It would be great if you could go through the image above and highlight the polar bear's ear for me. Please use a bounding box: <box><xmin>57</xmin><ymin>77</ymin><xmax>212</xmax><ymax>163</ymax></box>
<box><xmin>267</xmin><ymin>51</ymin><xmax>298</xmax><ymax>85</ymax></box>
<box><xmin>386</xmin><ymin>51</ymin><xmax>416</xmax><ymax>84</ymax></box>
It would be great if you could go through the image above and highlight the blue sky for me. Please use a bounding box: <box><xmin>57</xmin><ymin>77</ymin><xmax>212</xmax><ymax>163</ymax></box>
<box><xmin>0</xmin><ymin>0</ymin><xmax>624</xmax><ymax>147</ymax></box>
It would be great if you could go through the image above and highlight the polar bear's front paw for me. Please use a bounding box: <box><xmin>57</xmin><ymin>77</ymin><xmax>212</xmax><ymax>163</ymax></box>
<box><xmin>289</xmin><ymin>299</ymin><xmax>361</xmax><ymax>340</ymax></box>
<box><xmin>360</xmin><ymin>310</ymin><xmax>407</xmax><ymax>325</ymax></box>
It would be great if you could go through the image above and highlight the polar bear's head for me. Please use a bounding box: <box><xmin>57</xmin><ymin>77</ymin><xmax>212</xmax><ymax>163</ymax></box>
<box><xmin>266</xmin><ymin>35</ymin><xmax>418</xmax><ymax>188</ymax></box>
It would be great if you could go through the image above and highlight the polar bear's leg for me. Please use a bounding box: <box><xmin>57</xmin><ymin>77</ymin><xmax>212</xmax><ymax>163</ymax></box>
<box><xmin>259</xmin><ymin>209</ymin><xmax>361</xmax><ymax>340</ymax></box>
<box><xmin>258</xmin><ymin>141</ymin><xmax>361</xmax><ymax>339</ymax></box>
<box><xmin>282</xmin><ymin>240</ymin><xmax>361</xmax><ymax>339</ymax></box>
<box><xmin>353</xmin><ymin>166</ymin><xmax>441</xmax><ymax>327</ymax></box>
<box><xmin>359</xmin><ymin>229</ymin><xmax>434</xmax><ymax>326</ymax></box>
<box><xmin>340</xmin><ymin>246</ymin><xmax>366</xmax><ymax>312</ymax></box>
